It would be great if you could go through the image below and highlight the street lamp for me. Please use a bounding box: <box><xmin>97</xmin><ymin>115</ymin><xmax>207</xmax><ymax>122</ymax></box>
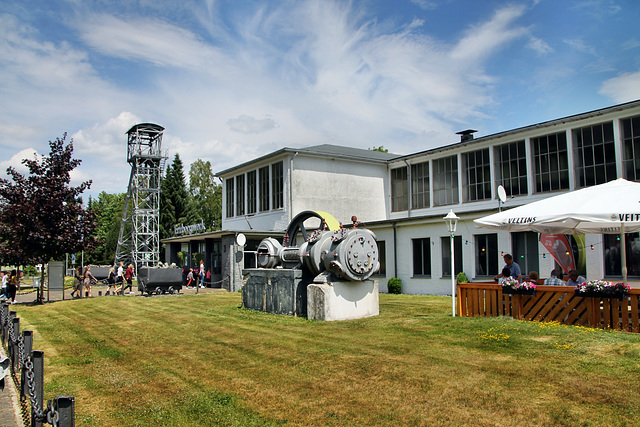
<box><xmin>444</xmin><ymin>209</ymin><xmax>459</xmax><ymax>317</ymax></box>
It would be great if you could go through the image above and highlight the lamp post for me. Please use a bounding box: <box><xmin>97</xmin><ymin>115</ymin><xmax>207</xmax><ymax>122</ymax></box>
<box><xmin>444</xmin><ymin>210</ymin><xmax>459</xmax><ymax>317</ymax></box>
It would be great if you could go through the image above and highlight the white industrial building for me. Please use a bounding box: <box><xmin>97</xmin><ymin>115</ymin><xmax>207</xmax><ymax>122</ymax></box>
<box><xmin>162</xmin><ymin>99</ymin><xmax>640</xmax><ymax>294</ymax></box>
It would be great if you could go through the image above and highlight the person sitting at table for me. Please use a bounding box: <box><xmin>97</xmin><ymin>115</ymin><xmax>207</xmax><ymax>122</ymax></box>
<box><xmin>498</xmin><ymin>268</ymin><xmax>513</xmax><ymax>285</ymax></box>
<box><xmin>543</xmin><ymin>268</ymin><xmax>565</xmax><ymax>286</ymax></box>
<box><xmin>565</xmin><ymin>269</ymin><xmax>586</xmax><ymax>287</ymax></box>
<box><xmin>527</xmin><ymin>271</ymin><xmax>540</xmax><ymax>283</ymax></box>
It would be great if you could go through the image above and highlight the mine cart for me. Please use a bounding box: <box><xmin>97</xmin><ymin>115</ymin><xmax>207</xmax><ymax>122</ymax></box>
<box><xmin>137</xmin><ymin>267</ymin><xmax>183</xmax><ymax>295</ymax></box>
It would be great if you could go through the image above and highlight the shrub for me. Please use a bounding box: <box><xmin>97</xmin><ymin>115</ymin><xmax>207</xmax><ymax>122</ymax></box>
<box><xmin>456</xmin><ymin>272</ymin><xmax>469</xmax><ymax>284</ymax></box>
<box><xmin>388</xmin><ymin>277</ymin><xmax>402</xmax><ymax>294</ymax></box>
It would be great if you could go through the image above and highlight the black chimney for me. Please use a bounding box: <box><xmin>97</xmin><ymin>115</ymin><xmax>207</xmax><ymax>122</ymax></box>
<box><xmin>456</xmin><ymin>129</ymin><xmax>478</xmax><ymax>142</ymax></box>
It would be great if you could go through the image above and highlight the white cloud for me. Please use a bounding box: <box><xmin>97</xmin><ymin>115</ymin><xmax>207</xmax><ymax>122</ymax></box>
<box><xmin>227</xmin><ymin>115</ymin><xmax>277</xmax><ymax>134</ymax></box>
<box><xmin>410</xmin><ymin>0</ymin><xmax>438</xmax><ymax>10</ymax></box>
<box><xmin>527</xmin><ymin>36</ymin><xmax>553</xmax><ymax>55</ymax></box>
<box><xmin>450</xmin><ymin>5</ymin><xmax>528</xmax><ymax>62</ymax></box>
<box><xmin>0</xmin><ymin>148</ymin><xmax>39</xmax><ymax>177</ymax></box>
<box><xmin>563</xmin><ymin>38</ymin><xmax>597</xmax><ymax>55</ymax></box>
<box><xmin>76</xmin><ymin>14</ymin><xmax>230</xmax><ymax>72</ymax></box>
<box><xmin>599</xmin><ymin>71</ymin><xmax>640</xmax><ymax>103</ymax></box>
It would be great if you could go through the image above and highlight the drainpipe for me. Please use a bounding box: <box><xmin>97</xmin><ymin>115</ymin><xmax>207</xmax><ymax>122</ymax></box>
<box><xmin>393</xmin><ymin>221</ymin><xmax>398</xmax><ymax>278</ymax></box>
<box><xmin>289</xmin><ymin>152</ymin><xmax>298</xmax><ymax>223</ymax></box>
<box><xmin>403</xmin><ymin>160</ymin><xmax>412</xmax><ymax>218</ymax></box>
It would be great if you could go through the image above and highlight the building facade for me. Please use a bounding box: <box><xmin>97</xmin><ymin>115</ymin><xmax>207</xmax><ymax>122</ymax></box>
<box><xmin>163</xmin><ymin>100</ymin><xmax>640</xmax><ymax>294</ymax></box>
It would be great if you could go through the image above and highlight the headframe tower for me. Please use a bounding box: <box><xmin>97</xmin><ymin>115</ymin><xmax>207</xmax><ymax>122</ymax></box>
<box><xmin>114</xmin><ymin>123</ymin><xmax>166</xmax><ymax>269</ymax></box>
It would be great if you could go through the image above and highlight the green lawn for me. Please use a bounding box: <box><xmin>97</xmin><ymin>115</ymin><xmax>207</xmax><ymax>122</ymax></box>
<box><xmin>12</xmin><ymin>293</ymin><xmax>640</xmax><ymax>426</ymax></box>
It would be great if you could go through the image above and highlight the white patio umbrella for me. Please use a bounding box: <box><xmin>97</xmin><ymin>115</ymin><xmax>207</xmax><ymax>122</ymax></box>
<box><xmin>474</xmin><ymin>178</ymin><xmax>640</xmax><ymax>283</ymax></box>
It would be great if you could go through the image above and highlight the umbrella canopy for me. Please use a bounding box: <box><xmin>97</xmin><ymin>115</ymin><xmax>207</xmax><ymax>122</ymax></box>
<box><xmin>474</xmin><ymin>178</ymin><xmax>640</xmax><ymax>234</ymax></box>
<box><xmin>474</xmin><ymin>178</ymin><xmax>640</xmax><ymax>283</ymax></box>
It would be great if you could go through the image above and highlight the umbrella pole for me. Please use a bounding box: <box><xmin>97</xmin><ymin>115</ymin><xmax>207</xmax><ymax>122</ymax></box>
<box><xmin>621</xmin><ymin>223</ymin><xmax>628</xmax><ymax>284</ymax></box>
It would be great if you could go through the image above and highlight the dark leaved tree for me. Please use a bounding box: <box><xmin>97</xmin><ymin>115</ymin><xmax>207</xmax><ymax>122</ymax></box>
<box><xmin>0</xmin><ymin>134</ymin><xmax>96</xmax><ymax>301</ymax></box>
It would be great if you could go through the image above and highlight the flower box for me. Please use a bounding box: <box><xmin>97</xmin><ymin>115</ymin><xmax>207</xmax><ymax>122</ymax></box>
<box><xmin>574</xmin><ymin>290</ymin><xmax>627</xmax><ymax>300</ymax></box>
<box><xmin>501</xmin><ymin>278</ymin><xmax>537</xmax><ymax>295</ymax></box>
<box><xmin>502</xmin><ymin>287</ymin><xmax>536</xmax><ymax>296</ymax></box>
<box><xmin>574</xmin><ymin>280</ymin><xmax>630</xmax><ymax>300</ymax></box>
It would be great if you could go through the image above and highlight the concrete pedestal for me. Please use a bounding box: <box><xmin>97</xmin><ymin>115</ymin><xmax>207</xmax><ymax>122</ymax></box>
<box><xmin>307</xmin><ymin>280</ymin><xmax>379</xmax><ymax>321</ymax></box>
<box><xmin>242</xmin><ymin>269</ymin><xmax>309</xmax><ymax>316</ymax></box>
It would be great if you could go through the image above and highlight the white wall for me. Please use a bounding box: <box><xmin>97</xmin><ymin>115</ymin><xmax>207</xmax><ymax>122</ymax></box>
<box><xmin>291</xmin><ymin>156</ymin><xmax>388</xmax><ymax>224</ymax></box>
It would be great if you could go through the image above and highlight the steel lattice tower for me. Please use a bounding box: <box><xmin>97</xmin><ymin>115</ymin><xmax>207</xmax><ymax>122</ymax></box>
<box><xmin>115</xmin><ymin>123</ymin><xmax>166</xmax><ymax>269</ymax></box>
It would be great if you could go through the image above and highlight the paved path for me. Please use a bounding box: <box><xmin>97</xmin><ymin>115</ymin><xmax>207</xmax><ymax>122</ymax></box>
<box><xmin>0</xmin><ymin>346</ymin><xmax>23</xmax><ymax>427</ymax></box>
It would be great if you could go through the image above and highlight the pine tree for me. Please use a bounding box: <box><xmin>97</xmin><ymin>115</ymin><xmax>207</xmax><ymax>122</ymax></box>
<box><xmin>160</xmin><ymin>154</ymin><xmax>191</xmax><ymax>240</ymax></box>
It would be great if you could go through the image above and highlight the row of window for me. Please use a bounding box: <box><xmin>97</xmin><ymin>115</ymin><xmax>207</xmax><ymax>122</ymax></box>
<box><xmin>226</xmin><ymin>162</ymin><xmax>284</xmax><ymax>217</ymax></box>
<box><xmin>402</xmin><ymin>232</ymin><xmax>640</xmax><ymax>279</ymax></box>
<box><xmin>391</xmin><ymin>115</ymin><xmax>640</xmax><ymax>211</ymax></box>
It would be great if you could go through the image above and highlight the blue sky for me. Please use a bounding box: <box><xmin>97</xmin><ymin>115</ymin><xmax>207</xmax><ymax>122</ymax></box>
<box><xmin>1</xmin><ymin>0</ymin><xmax>639</xmax><ymax>198</ymax></box>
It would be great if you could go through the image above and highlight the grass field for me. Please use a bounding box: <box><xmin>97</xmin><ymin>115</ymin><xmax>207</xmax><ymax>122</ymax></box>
<box><xmin>12</xmin><ymin>292</ymin><xmax>640</xmax><ymax>426</ymax></box>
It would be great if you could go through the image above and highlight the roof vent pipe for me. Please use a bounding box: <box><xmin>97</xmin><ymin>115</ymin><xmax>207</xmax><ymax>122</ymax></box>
<box><xmin>456</xmin><ymin>129</ymin><xmax>478</xmax><ymax>142</ymax></box>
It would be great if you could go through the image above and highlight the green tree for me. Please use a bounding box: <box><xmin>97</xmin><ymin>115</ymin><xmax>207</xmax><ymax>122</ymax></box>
<box><xmin>85</xmin><ymin>192</ymin><xmax>126</xmax><ymax>265</ymax></box>
<box><xmin>188</xmin><ymin>159</ymin><xmax>222</xmax><ymax>231</ymax></box>
<box><xmin>160</xmin><ymin>154</ymin><xmax>191</xmax><ymax>241</ymax></box>
<box><xmin>369</xmin><ymin>146</ymin><xmax>389</xmax><ymax>152</ymax></box>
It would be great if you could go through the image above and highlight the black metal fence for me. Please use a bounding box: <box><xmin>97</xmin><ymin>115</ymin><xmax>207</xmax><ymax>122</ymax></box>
<box><xmin>1</xmin><ymin>303</ymin><xmax>75</xmax><ymax>427</ymax></box>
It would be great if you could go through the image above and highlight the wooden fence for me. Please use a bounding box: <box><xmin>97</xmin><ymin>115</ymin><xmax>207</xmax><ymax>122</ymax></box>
<box><xmin>457</xmin><ymin>282</ymin><xmax>640</xmax><ymax>332</ymax></box>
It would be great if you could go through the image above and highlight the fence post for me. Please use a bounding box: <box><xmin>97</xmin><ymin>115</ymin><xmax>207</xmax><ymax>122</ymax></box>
<box><xmin>1</xmin><ymin>303</ymin><xmax>8</xmax><ymax>344</ymax></box>
<box><xmin>31</xmin><ymin>350</ymin><xmax>44</xmax><ymax>427</ymax></box>
<box><xmin>54</xmin><ymin>395</ymin><xmax>75</xmax><ymax>427</ymax></box>
<box><xmin>11</xmin><ymin>317</ymin><xmax>20</xmax><ymax>372</ymax></box>
<box><xmin>7</xmin><ymin>311</ymin><xmax>16</xmax><ymax>370</ymax></box>
<box><xmin>21</xmin><ymin>330</ymin><xmax>33</xmax><ymax>398</ymax></box>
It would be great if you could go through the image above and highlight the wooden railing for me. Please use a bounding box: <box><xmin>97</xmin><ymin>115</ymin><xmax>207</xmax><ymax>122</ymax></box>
<box><xmin>457</xmin><ymin>282</ymin><xmax>640</xmax><ymax>333</ymax></box>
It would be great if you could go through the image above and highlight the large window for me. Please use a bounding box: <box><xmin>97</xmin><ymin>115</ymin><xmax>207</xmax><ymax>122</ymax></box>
<box><xmin>259</xmin><ymin>166</ymin><xmax>270</xmax><ymax>212</ymax></box>
<box><xmin>604</xmin><ymin>232</ymin><xmax>640</xmax><ymax>277</ymax></box>
<box><xmin>511</xmin><ymin>232</ymin><xmax>539</xmax><ymax>276</ymax></box>
<box><xmin>411</xmin><ymin>162</ymin><xmax>430</xmax><ymax>209</ymax></box>
<box><xmin>622</xmin><ymin>115</ymin><xmax>640</xmax><ymax>181</ymax></box>
<box><xmin>236</xmin><ymin>174</ymin><xmax>245</xmax><ymax>216</ymax></box>
<box><xmin>573</xmin><ymin>122</ymin><xmax>616</xmax><ymax>188</ymax></box>
<box><xmin>532</xmin><ymin>132</ymin><xmax>569</xmax><ymax>193</ymax></box>
<box><xmin>494</xmin><ymin>141</ymin><xmax>527</xmax><ymax>196</ymax></box>
<box><xmin>272</xmin><ymin>162</ymin><xmax>284</xmax><ymax>209</ymax></box>
<box><xmin>433</xmin><ymin>155</ymin><xmax>459</xmax><ymax>206</ymax></box>
<box><xmin>412</xmin><ymin>238</ymin><xmax>431</xmax><ymax>276</ymax></box>
<box><xmin>441</xmin><ymin>235</ymin><xmax>462</xmax><ymax>277</ymax></box>
<box><xmin>462</xmin><ymin>148</ymin><xmax>491</xmax><ymax>202</ymax></box>
<box><xmin>391</xmin><ymin>167</ymin><xmax>408</xmax><ymax>211</ymax></box>
<box><xmin>225</xmin><ymin>177</ymin><xmax>234</xmax><ymax>218</ymax></box>
<box><xmin>376</xmin><ymin>241</ymin><xmax>386</xmax><ymax>276</ymax></box>
<box><xmin>475</xmin><ymin>234</ymin><xmax>498</xmax><ymax>277</ymax></box>
<box><xmin>247</xmin><ymin>171</ymin><xmax>257</xmax><ymax>214</ymax></box>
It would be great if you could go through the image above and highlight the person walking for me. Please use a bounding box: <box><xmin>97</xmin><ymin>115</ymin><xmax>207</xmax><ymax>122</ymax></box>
<box><xmin>105</xmin><ymin>266</ymin><xmax>117</xmax><ymax>295</ymax></box>
<box><xmin>115</xmin><ymin>261</ymin><xmax>125</xmax><ymax>294</ymax></box>
<box><xmin>0</xmin><ymin>271</ymin><xmax>7</xmax><ymax>300</ymax></box>
<box><xmin>6</xmin><ymin>270</ymin><xmax>18</xmax><ymax>304</ymax></box>
<box><xmin>83</xmin><ymin>266</ymin><xmax>96</xmax><ymax>297</ymax></box>
<box><xmin>199</xmin><ymin>260</ymin><xmax>205</xmax><ymax>288</ymax></box>
<box><xmin>71</xmin><ymin>266</ymin><xmax>83</xmax><ymax>298</ymax></box>
<box><xmin>122</xmin><ymin>264</ymin><xmax>134</xmax><ymax>294</ymax></box>
<box><xmin>186</xmin><ymin>268</ymin><xmax>194</xmax><ymax>288</ymax></box>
